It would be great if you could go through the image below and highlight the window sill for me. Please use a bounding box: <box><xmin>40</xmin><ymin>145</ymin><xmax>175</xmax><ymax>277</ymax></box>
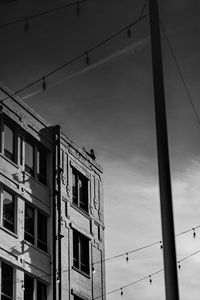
<box><xmin>0</xmin><ymin>225</ymin><xmax>18</xmax><ymax>239</ymax></box>
<box><xmin>72</xmin><ymin>266</ymin><xmax>90</xmax><ymax>279</ymax></box>
<box><xmin>24</xmin><ymin>240</ymin><xmax>50</xmax><ymax>257</ymax></box>
<box><xmin>71</xmin><ymin>203</ymin><xmax>91</xmax><ymax>220</ymax></box>
<box><xmin>0</xmin><ymin>153</ymin><xmax>19</xmax><ymax>169</ymax></box>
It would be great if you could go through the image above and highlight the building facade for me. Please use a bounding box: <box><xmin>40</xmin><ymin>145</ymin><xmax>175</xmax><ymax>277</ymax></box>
<box><xmin>0</xmin><ymin>87</ymin><xmax>106</xmax><ymax>300</ymax></box>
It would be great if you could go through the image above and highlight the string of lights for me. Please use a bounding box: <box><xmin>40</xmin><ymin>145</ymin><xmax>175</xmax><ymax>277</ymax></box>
<box><xmin>160</xmin><ymin>22</ymin><xmax>200</xmax><ymax>126</ymax></box>
<box><xmin>0</xmin><ymin>0</ymin><xmax>91</xmax><ymax>30</ymax></box>
<box><xmin>0</xmin><ymin>3</ymin><xmax>147</xmax><ymax>103</ymax></box>
<box><xmin>93</xmin><ymin>248</ymin><xmax>200</xmax><ymax>299</ymax></box>
<box><xmin>0</xmin><ymin>225</ymin><xmax>199</xmax><ymax>289</ymax></box>
<box><xmin>93</xmin><ymin>268</ymin><xmax>164</xmax><ymax>299</ymax></box>
<box><xmin>2</xmin><ymin>247</ymin><xmax>200</xmax><ymax>299</ymax></box>
<box><xmin>94</xmin><ymin>225</ymin><xmax>200</xmax><ymax>265</ymax></box>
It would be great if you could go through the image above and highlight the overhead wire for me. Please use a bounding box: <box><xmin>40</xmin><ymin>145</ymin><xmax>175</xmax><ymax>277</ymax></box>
<box><xmin>160</xmin><ymin>21</ymin><xmax>200</xmax><ymax>126</ymax></box>
<box><xmin>0</xmin><ymin>0</ymin><xmax>91</xmax><ymax>29</ymax></box>
<box><xmin>94</xmin><ymin>225</ymin><xmax>200</xmax><ymax>265</ymax></box>
<box><xmin>0</xmin><ymin>225</ymin><xmax>200</xmax><ymax>288</ymax></box>
<box><xmin>20</xmin><ymin>37</ymin><xmax>150</xmax><ymax>101</ymax></box>
<box><xmin>2</xmin><ymin>247</ymin><xmax>200</xmax><ymax>298</ymax></box>
<box><xmin>93</xmin><ymin>269</ymin><xmax>164</xmax><ymax>299</ymax></box>
<box><xmin>0</xmin><ymin>2</ymin><xmax>147</xmax><ymax>103</ymax></box>
<box><xmin>93</xmin><ymin>248</ymin><xmax>200</xmax><ymax>299</ymax></box>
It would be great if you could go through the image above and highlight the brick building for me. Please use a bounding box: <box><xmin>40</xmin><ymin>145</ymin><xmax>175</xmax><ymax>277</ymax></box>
<box><xmin>0</xmin><ymin>85</ymin><xmax>106</xmax><ymax>300</ymax></box>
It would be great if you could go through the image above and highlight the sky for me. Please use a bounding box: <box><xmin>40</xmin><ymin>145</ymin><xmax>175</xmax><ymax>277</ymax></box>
<box><xmin>1</xmin><ymin>0</ymin><xmax>200</xmax><ymax>299</ymax></box>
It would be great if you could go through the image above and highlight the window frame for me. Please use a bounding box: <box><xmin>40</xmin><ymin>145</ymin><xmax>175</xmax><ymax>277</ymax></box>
<box><xmin>36</xmin><ymin>280</ymin><xmax>47</xmax><ymax>300</ymax></box>
<box><xmin>74</xmin><ymin>296</ymin><xmax>84</xmax><ymax>300</ymax></box>
<box><xmin>2</xmin><ymin>118</ymin><xmax>18</xmax><ymax>164</ymax></box>
<box><xmin>24</xmin><ymin>203</ymin><xmax>48</xmax><ymax>253</ymax></box>
<box><xmin>1</xmin><ymin>187</ymin><xmax>17</xmax><ymax>234</ymax></box>
<box><xmin>24</xmin><ymin>203</ymin><xmax>35</xmax><ymax>245</ymax></box>
<box><xmin>72</xmin><ymin>167</ymin><xmax>88</xmax><ymax>213</ymax></box>
<box><xmin>24</xmin><ymin>135</ymin><xmax>48</xmax><ymax>186</ymax></box>
<box><xmin>37</xmin><ymin>210</ymin><xmax>47</xmax><ymax>252</ymax></box>
<box><xmin>1</xmin><ymin>261</ymin><xmax>13</xmax><ymax>300</ymax></box>
<box><xmin>24</xmin><ymin>273</ymin><xmax>34</xmax><ymax>300</ymax></box>
<box><xmin>25</xmin><ymin>138</ymin><xmax>35</xmax><ymax>177</ymax></box>
<box><xmin>23</xmin><ymin>274</ymin><xmax>47</xmax><ymax>300</ymax></box>
<box><xmin>73</xmin><ymin>229</ymin><xmax>90</xmax><ymax>276</ymax></box>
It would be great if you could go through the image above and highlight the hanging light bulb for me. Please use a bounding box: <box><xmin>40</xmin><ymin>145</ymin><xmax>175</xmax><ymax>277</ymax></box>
<box><xmin>92</xmin><ymin>264</ymin><xmax>95</xmax><ymax>274</ymax></box>
<box><xmin>57</xmin><ymin>273</ymin><xmax>60</xmax><ymax>283</ymax></box>
<box><xmin>149</xmin><ymin>274</ymin><xmax>152</xmax><ymax>284</ymax></box>
<box><xmin>160</xmin><ymin>241</ymin><xmax>163</xmax><ymax>250</ymax></box>
<box><xmin>126</xmin><ymin>252</ymin><xmax>129</xmax><ymax>263</ymax></box>
<box><xmin>120</xmin><ymin>288</ymin><xmax>123</xmax><ymax>296</ymax></box>
<box><xmin>127</xmin><ymin>27</ymin><xmax>131</xmax><ymax>38</ymax></box>
<box><xmin>24</xmin><ymin>17</ymin><xmax>29</xmax><ymax>32</ymax></box>
<box><xmin>22</xmin><ymin>284</ymin><xmax>25</xmax><ymax>291</ymax></box>
<box><xmin>76</xmin><ymin>1</ymin><xmax>80</xmax><ymax>16</ymax></box>
<box><xmin>178</xmin><ymin>261</ymin><xmax>181</xmax><ymax>270</ymax></box>
<box><xmin>42</xmin><ymin>77</ymin><xmax>46</xmax><ymax>90</ymax></box>
<box><xmin>193</xmin><ymin>228</ymin><xmax>196</xmax><ymax>239</ymax></box>
<box><xmin>85</xmin><ymin>52</ymin><xmax>90</xmax><ymax>65</ymax></box>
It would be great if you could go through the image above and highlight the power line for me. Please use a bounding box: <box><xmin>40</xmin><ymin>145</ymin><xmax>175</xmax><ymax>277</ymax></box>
<box><xmin>160</xmin><ymin>22</ymin><xmax>200</xmax><ymax>126</ymax></box>
<box><xmin>0</xmin><ymin>0</ymin><xmax>91</xmax><ymax>29</ymax></box>
<box><xmin>0</xmin><ymin>5</ymin><xmax>147</xmax><ymax>103</ymax></box>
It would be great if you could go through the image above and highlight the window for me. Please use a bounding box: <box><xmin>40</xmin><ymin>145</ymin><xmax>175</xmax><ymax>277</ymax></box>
<box><xmin>37</xmin><ymin>280</ymin><xmax>47</xmax><ymax>300</ymax></box>
<box><xmin>4</xmin><ymin>122</ymin><xmax>15</xmax><ymax>162</ymax></box>
<box><xmin>3</xmin><ymin>189</ymin><xmax>15</xmax><ymax>232</ymax></box>
<box><xmin>25</xmin><ymin>138</ymin><xmax>48</xmax><ymax>185</ymax></box>
<box><xmin>72</xmin><ymin>168</ymin><xmax>88</xmax><ymax>212</ymax></box>
<box><xmin>25</xmin><ymin>139</ymin><xmax>34</xmax><ymax>176</ymax></box>
<box><xmin>25</xmin><ymin>204</ymin><xmax>35</xmax><ymax>244</ymax></box>
<box><xmin>24</xmin><ymin>204</ymin><xmax>47</xmax><ymax>253</ymax></box>
<box><xmin>37</xmin><ymin>147</ymin><xmax>47</xmax><ymax>185</ymax></box>
<box><xmin>23</xmin><ymin>275</ymin><xmax>47</xmax><ymax>300</ymax></box>
<box><xmin>1</xmin><ymin>262</ymin><xmax>13</xmax><ymax>300</ymax></box>
<box><xmin>24</xmin><ymin>274</ymin><xmax>34</xmax><ymax>300</ymax></box>
<box><xmin>73</xmin><ymin>230</ymin><xmax>89</xmax><ymax>275</ymax></box>
<box><xmin>74</xmin><ymin>296</ymin><xmax>84</xmax><ymax>300</ymax></box>
<box><xmin>37</xmin><ymin>211</ymin><xmax>47</xmax><ymax>252</ymax></box>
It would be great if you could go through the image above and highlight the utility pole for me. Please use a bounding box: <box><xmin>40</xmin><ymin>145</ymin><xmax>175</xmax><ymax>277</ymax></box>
<box><xmin>149</xmin><ymin>1</ymin><xmax>179</xmax><ymax>299</ymax></box>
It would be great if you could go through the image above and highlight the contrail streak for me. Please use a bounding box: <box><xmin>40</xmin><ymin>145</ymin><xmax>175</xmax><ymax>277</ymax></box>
<box><xmin>21</xmin><ymin>37</ymin><xmax>149</xmax><ymax>101</ymax></box>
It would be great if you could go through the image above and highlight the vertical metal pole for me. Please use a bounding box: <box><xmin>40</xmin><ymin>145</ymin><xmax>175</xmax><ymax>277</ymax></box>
<box><xmin>56</xmin><ymin>125</ymin><xmax>62</xmax><ymax>300</ymax></box>
<box><xmin>53</xmin><ymin>127</ymin><xmax>57</xmax><ymax>300</ymax></box>
<box><xmin>149</xmin><ymin>1</ymin><xmax>179</xmax><ymax>299</ymax></box>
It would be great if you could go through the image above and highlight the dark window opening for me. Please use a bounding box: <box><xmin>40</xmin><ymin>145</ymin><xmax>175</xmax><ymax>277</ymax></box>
<box><xmin>98</xmin><ymin>225</ymin><xmax>101</xmax><ymax>241</ymax></box>
<box><xmin>37</xmin><ymin>280</ymin><xmax>47</xmax><ymax>300</ymax></box>
<box><xmin>3</xmin><ymin>189</ymin><xmax>15</xmax><ymax>232</ymax></box>
<box><xmin>19</xmin><ymin>136</ymin><xmax>23</xmax><ymax>166</ymax></box>
<box><xmin>24</xmin><ymin>274</ymin><xmax>34</xmax><ymax>300</ymax></box>
<box><xmin>72</xmin><ymin>168</ymin><xmax>88</xmax><ymax>212</ymax></box>
<box><xmin>25</xmin><ymin>204</ymin><xmax>35</xmax><ymax>244</ymax></box>
<box><xmin>37</xmin><ymin>211</ymin><xmax>47</xmax><ymax>252</ymax></box>
<box><xmin>74</xmin><ymin>296</ymin><xmax>84</xmax><ymax>300</ymax></box>
<box><xmin>73</xmin><ymin>230</ymin><xmax>89</xmax><ymax>275</ymax></box>
<box><xmin>4</xmin><ymin>123</ymin><xmax>15</xmax><ymax>162</ymax></box>
<box><xmin>25</xmin><ymin>140</ymin><xmax>34</xmax><ymax>176</ymax></box>
<box><xmin>37</xmin><ymin>147</ymin><xmax>47</xmax><ymax>185</ymax></box>
<box><xmin>1</xmin><ymin>262</ymin><xmax>13</xmax><ymax>300</ymax></box>
<box><xmin>25</xmin><ymin>137</ymin><xmax>48</xmax><ymax>186</ymax></box>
